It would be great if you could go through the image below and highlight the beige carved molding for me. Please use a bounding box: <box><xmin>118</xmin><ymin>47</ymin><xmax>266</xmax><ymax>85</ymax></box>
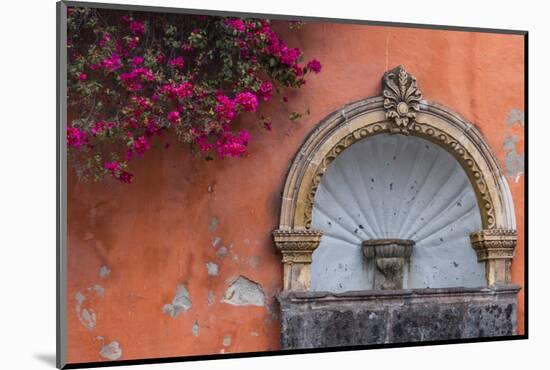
<box><xmin>275</xmin><ymin>66</ymin><xmax>518</xmax><ymax>290</ymax></box>
<box><xmin>383</xmin><ymin>65</ymin><xmax>422</xmax><ymax>134</ymax></box>
<box><xmin>470</xmin><ymin>229</ymin><xmax>517</xmax><ymax>285</ymax></box>
<box><xmin>273</xmin><ymin>229</ymin><xmax>323</xmax><ymax>291</ymax></box>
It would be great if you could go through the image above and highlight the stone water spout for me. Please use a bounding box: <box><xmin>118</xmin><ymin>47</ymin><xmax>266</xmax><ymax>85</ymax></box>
<box><xmin>362</xmin><ymin>239</ymin><xmax>415</xmax><ymax>290</ymax></box>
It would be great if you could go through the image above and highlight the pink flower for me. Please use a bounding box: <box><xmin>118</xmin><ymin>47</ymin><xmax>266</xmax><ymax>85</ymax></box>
<box><xmin>215</xmin><ymin>95</ymin><xmax>236</xmax><ymax>122</ymax></box>
<box><xmin>104</xmin><ymin>160</ymin><xmax>134</xmax><ymax>183</ymax></box>
<box><xmin>216</xmin><ymin>130</ymin><xmax>250</xmax><ymax>159</ymax></box>
<box><xmin>167</xmin><ymin>111</ymin><xmax>181</xmax><ymax>124</ymax></box>
<box><xmin>156</xmin><ymin>54</ymin><xmax>165</xmax><ymax>64</ymax></box>
<box><xmin>91</xmin><ymin>121</ymin><xmax>106</xmax><ymax>135</ymax></box>
<box><xmin>67</xmin><ymin>127</ymin><xmax>87</xmax><ymax>148</ymax></box>
<box><xmin>101</xmin><ymin>53</ymin><xmax>122</xmax><ymax>72</ymax></box>
<box><xmin>307</xmin><ymin>59</ymin><xmax>322</xmax><ymax>73</ymax></box>
<box><xmin>104</xmin><ymin>161</ymin><xmax>119</xmax><ymax>172</ymax></box>
<box><xmin>173</xmin><ymin>82</ymin><xmax>193</xmax><ymax>98</ymax></box>
<box><xmin>280</xmin><ymin>47</ymin><xmax>300</xmax><ymax>66</ymax></box>
<box><xmin>127</xmin><ymin>37</ymin><xmax>140</xmax><ymax>50</ymax></box>
<box><xmin>131</xmin><ymin>56</ymin><xmax>144</xmax><ymax>66</ymax></box>
<box><xmin>118</xmin><ymin>171</ymin><xmax>134</xmax><ymax>183</ymax></box>
<box><xmin>235</xmin><ymin>91</ymin><xmax>258</xmax><ymax>112</ymax></box>
<box><xmin>224</xmin><ymin>18</ymin><xmax>246</xmax><ymax>32</ymax></box>
<box><xmin>168</xmin><ymin>56</ymin><xmax>185</xmax><ymax>69</ymax></box>
<box><xmin>98</xmin><ymin>33</ymin><xmax>111</xmax><ymax>47</ymax></box>
<box><xmin>258</xmin><ymin>81</ymin><xmax>273</xmax><ymax>101</ymax></box>
<box><xmin>133</xmin><ymin>135</ymin><xmax>150</xmax><ymax>157</ymax></box>
<box><xmin>79</xmin><ymin>73</ymin><xmax>87</xmax><ymax>81</ymax></box>
<box><xmin>129</xmin><ymin>20</ymin><xmax>144</xmax><ymax>36</ymax></box>
<box><xmin>192</xmin><ymin>129</ymin><xmax>214</xmax><ymax>152</ymax></box>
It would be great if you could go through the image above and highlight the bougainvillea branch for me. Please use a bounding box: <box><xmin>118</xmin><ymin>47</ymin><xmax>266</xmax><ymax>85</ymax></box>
<box><xmin>66</xmin><ymin>7</ymin><xmax>322</xmax><ymax>183</ymax></box>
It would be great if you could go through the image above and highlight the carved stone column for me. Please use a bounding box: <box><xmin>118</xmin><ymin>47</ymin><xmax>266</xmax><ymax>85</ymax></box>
<box><xmin>273</xmin><ymin>229</ymin><xmax>323</xmax><ymax>291</ymax></box>
<box><xmin>470</xmin><ymin>229</ymin><xmax>517</xmax><ymax>285</ymax></box>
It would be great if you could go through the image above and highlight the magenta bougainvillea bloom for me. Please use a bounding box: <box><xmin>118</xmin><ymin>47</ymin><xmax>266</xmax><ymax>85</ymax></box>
<box><xmin>215</xmin><ymin>95</ymin><xmax>237</xmax><ymax>122</ymax></box>
<box><xmin>258</xmin><ymin>81</ymin><xmax>273</xmax><ymax>101</ymax></box>
<box><xmin>307</xmin><ymin>59</ymin><xmax>322</xmax><ymax>73</ymax></box>
<box><xmin>167</xmin><ymin>111</ymin><xmax>181</xmax><ymax>124</ymax></box>
<box><xmin>235</xmin><ymin>92</ymin><xmax>258</xmax><ymax>112</ymax></box>
<box><xmin>67</xmin><ymin>127</ymin><xmax>87</xmax><ymax>148</ymax></box>
<box><xmin>132</xmin><ymin>136</ymin><xmax>150</xmax><ymax>157</ymax></box>
<box><xmin>224</xmin><ymin>18</ymin><xmax>246</xmax><ymax>32</ymax></box>
<box><xmin>129</xmin><ymin>20</ymin><xmax>144</xmax><ymax>36</ymax></box>
<box><xmin>168</xmin><ymin>56</ymin><xmax>185</xmax><ymax>69</ymax></box>
<box><xmin>131</xmin><ymin>56</ymin><xmax>144</xmax><ymax>66</ymax></box>
<box><xmin>101</xmin><ymin>52</ymin><xmax>122</xmax><ymax>72</ymax></box>
<box><xmin>67</xmin><ymin>9</ymin><xmax>321</xmax><ymax>183</ymax></box>
<box><xmin>216</xmin><ymin>130</ymin><xmax>250</xmax><ymax>159</ymax></box>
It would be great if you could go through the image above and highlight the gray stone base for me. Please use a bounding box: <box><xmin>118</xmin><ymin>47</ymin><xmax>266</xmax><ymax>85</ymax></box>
<box><xmin>278</xmin><ymin>285</ymin><xmax>520</xmax><ymax>349</ymax></box>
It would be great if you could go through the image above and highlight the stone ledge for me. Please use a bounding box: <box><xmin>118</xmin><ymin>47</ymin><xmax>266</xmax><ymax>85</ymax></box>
<box><xmin>279</xmin><ymin>285</ymin><xmax>520</xmax><ymax>349</ymax></box>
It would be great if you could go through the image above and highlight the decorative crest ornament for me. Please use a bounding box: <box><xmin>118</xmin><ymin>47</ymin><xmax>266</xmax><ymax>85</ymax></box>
<box><xmin>382</xmin><ymin>65</ymin><xmax>423</xmax><ymax>134</ymax></box>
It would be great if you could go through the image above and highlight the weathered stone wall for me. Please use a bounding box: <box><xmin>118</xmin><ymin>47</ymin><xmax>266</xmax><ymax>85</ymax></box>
<box><xmin>67</xmin><ymin>20</ymin><xmax>525</xmax><ymax>363</ymax></box>
<box><xmin>279</xmin><ymin>286</ymin><xmax>519</xmax><ymax>349</ymax></box>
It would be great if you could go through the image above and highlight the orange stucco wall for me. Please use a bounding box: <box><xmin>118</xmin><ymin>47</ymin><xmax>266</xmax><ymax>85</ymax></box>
<box><xmin>67</xmin><ymin>21</ymin><xmax>525</xmax><ymax>363</ymax></box>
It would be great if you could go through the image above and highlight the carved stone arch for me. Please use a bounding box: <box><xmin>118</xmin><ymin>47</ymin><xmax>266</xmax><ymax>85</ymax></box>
<box><xmin>273</xmin><ymin>66</ymin><xmax>517</xmax><ymax>291</ymax></box>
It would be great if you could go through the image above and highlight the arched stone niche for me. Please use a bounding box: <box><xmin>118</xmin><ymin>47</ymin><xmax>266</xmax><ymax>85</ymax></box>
<box><xmin>274</xmin><ymin>66</ymin><xmax>520</xmax><ymax>348</ymax></box>
<box><xmin>273</xmin><ymin>66</ymin><xmax>517</xmax><ymax>291</ymax></box>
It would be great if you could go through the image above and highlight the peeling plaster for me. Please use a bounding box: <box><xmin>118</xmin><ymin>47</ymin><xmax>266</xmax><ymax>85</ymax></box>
<box><xmin>89</xmin><ymin>284</ymin><xmax>105</xmax><ymax>298</ymax></box>
<box><xmin>192</xmin><ymin>321</ymin><xmax>199</xmax><ymax>337</ymax></box>
<box><xmin>206</xmin><ymin>262</ymin><xmax>219</xmax><ymax>276</ymax></box>
<box><xmin>504</xmin><ymin>134</ymin><xmax>524</xmax><ymax>180</ymax></box>
<box><xmin>208</xmin><ymin>217</ymin><xmax>219</xmax><ymax>232</ymax></box>
<box><xmin>207</xmin><ymin>290</ymin><xmax>215</xmax><ymax>306</ymax></box>
<box><xmin>100</xmin><ymin>341</ymin><xmax>122</xmax><ymax>360</ymax></box>
<box><xmin>163</xmin><ymin>284</ymin><xmax>192</xmax><ymax>318</ymax></box>
<box><xmin>221</xmin><ymin>276</ymin><xmax>266</xmax><ymax>306</ymax></box>
<box><xmin>99</xmin><ymin>266</ymin><xmax>111</xmax><ymax>279</ymax></box>
<box><xmin>507</xmin><ymin>108</ymin><xmax>525</xmax><ymax>127</ymax></box>
<box><xmin>75</xmin><ymin>291</ymin><xmax>98</xmax><ymax>330</ymax></box>
<box><xmin>211</xmin><ymin>237</ymin><xmax>221</xmax><ymax>247</ymax></box>
<box><xmin>223</xmin><ymin>335</ymin><xmax>231</xmax><ymax>347</ymax></box>
<box><xmin>216</xmin><ymin>246</ymin><xmax>228</xmax><ymax>259</ymax></box>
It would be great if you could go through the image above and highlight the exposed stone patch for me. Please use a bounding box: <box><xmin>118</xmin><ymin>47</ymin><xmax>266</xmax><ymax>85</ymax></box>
<box><xmin>75</xmin><ymin>291</ymin><xmax>97</xmax><ymax>330</ymax></box>
<box><xmin>223</xmin><ymin>335</ymin><xmax>231</xmax><ymax>347</ymax></box>
<box><xmin>222</xmin><ymin>276</ymin><xmax>266</xmax><ymax>306</ymax></box>
<box><xmin>99</xmin><ymin>266</ymin><xmax>111</xmax><ymax>279</ymax></box>
<box><xmin>100</xmin><ymin>341</ymin><xmax>122</xmax><ymax>361</ymax></box>
<box><xmin>504</xmin><ymin>134</ymin><xmax>524</xmax><ymax>179</ymax></box>
<box><xmin>251</xmin><ymin>331</ymin><xmax>259</xmax><ymax>337</ymax></box>
<box><xmin>211</xmin><ymin>237</ymin><xmax>221</xmax><ymax>247</ymax></box>
<box><xmin>208</xmin><ymin>217</ymin><xmax>219</xmax><ymax>232</ymax></box>
<box><xmin>206</xmin><ymin>262</ymin><xmax>219</xmax><ymax>276</ymax></box>
<box><xmin>89</xmin><ymin>284</ymin><xmax>105</xmax><ymax>298</ymax></box>
<box><xmin>163</xmin><ymin>284</ymin><xmax>192</xmax><ymax>318</ymax></box>
<box><xmin>208</xmin><ymin>291</ymin><xmax>215</xmax><ymax>306</ymax></box>
<box><xmin>216</xmin><ymin>246</ymin><xmax>228</xmax><ymax>259</ymax></box>
<box><xmin>507</xmin><ymin>108</ymin><xmax>524</xmax><ymax>127</ymax></box>
<box><xmin>192</xmin><ymin>321</ymin><xmax>199</xmax><ymax>337</ymax></box>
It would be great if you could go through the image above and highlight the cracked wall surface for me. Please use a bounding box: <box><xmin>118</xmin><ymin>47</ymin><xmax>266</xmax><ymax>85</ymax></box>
<box><xmin>67</xmin><ymin>22</ymin><xmax>524</xmax><ymax>363</ymax></box>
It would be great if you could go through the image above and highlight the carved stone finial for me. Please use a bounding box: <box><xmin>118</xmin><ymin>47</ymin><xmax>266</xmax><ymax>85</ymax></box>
<box><xmin>382</xmin><ymin>65</ymin><xmax>423</xmax><ymax>134</ymax></box>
